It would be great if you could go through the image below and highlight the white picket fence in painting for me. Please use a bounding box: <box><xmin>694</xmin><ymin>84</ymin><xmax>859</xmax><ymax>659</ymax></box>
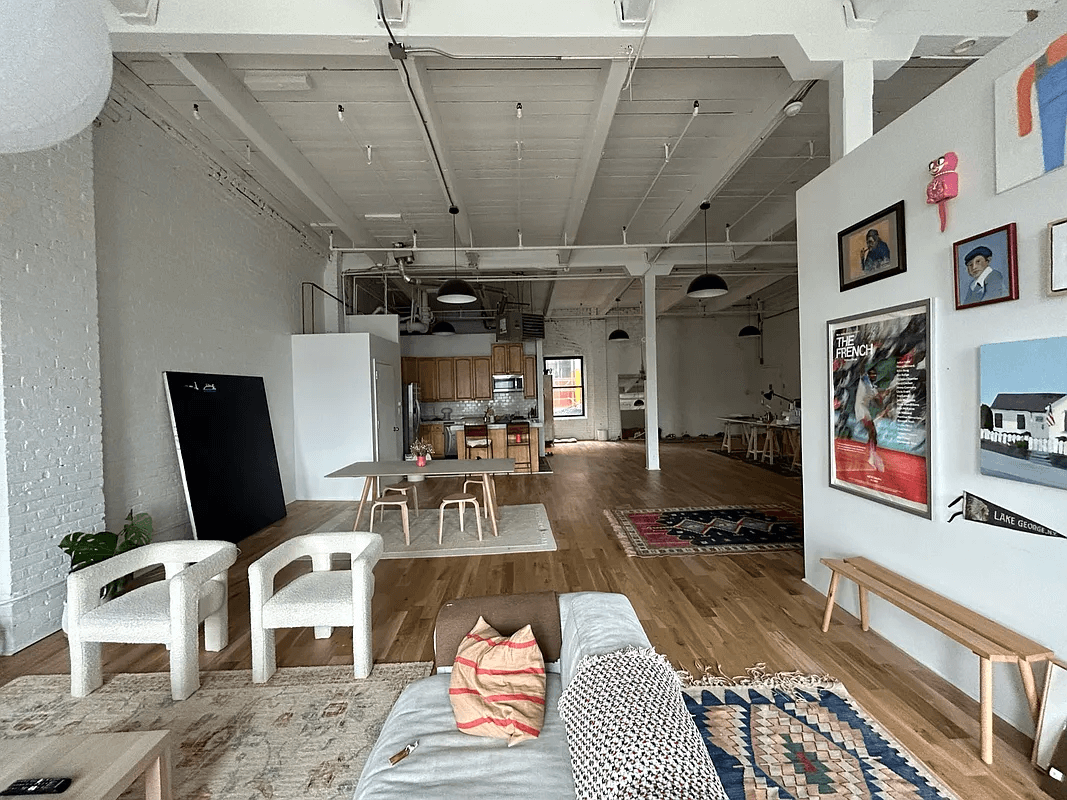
<box><xmin>981</xmin><ymin>429</ymin><xmax>1067</xmax><ymax>455</ymax></box>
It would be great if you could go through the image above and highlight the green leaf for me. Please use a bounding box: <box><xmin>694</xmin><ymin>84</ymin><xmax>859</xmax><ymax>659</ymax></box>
<box><xmin>117</xmin><ymin>510</ymin><xmax>153</xmax><ymax>552</ymax></box>
<box><xmin>59</xmin><ymin>530</ymin><xmax>119</xmax><ymax>572</ymax></box>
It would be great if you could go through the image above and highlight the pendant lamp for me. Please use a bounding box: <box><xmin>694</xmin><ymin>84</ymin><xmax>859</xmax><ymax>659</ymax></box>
<box><xmin>430</xmin><ymin>320</ymin><xmax>456</xmax><ymax>335</ymax></box>
<box><xmin>607</xmin><ymin>296</ymin><xmax>629</xmax><ymax>341</ymax></box>
<box><xmin>686</xmin><ymin>201</ymin><xmax>728</xmax><ymax>299</ymax></box>
<box><xmin>0</xmin><ymin>0</ymin><xmax>113</xmax><ymax>154</ymax></box>
<box><xmin>738</xmin><ymin>324</ymin><xmax>761</xmax><ymax>337</ymax></box>
<box><xmin>437</xmin><ymin>205</ymin><xmax>477</xmax><ymax>304</ymax></box>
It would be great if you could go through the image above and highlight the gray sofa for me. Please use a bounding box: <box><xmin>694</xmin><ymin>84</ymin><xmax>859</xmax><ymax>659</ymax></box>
<box><xmin>353</xmin><ymin>591</ymin><xmax>652</xmax><ymax>800</ymax></box>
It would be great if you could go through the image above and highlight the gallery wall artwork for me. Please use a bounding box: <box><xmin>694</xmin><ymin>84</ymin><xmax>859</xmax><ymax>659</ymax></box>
<box><xmin>828</xmin><ymin>300</ymin><xmax>931</xmax><ymax>518</ymax></box>
<box><xmin>995</xmin><ymin>33</ymin><xmax>1067</xmax><ymax>193</ymax></box>
<box><xmin>837</xmin><ymin>201</ymin><xmax>907</xmax><ymax>292</ymax></box>
<box><xmin>925</xmin><ymin>152</ymin><xmax>959</xmax><ymax>232</ymax></box>
<box><xmin>979</xmin><ymin>336</ymin><xmax>1067</xmax><ymax>491</ymax></box>
<box><xmin>1051</xmin><ymin>216</ymin><xmax>1067</xmax><ymax>292</ymax></box>
<box><xmin>952</xmin><ymin>223</ymin><xmax>1019</xmax><ymax>309</ymax></box>
<box><xmin>947</xmin><ymin>491</ymin><xmax>1063</xmax><ymax>539</ymax></box>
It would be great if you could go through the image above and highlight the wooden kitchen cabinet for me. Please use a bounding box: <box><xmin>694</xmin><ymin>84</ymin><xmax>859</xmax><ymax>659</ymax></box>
<box><xmin>418</xmin><ymin>358</ymin><xmax>438</xmax><ymax>401</ymax></box>
<box><xmin>523</xmin><ymin>355</ymin><xmax>537</xmax><ymax>398</ymax></box>
<box><xmin>401</xmin><ymin>357</ymin><xmax>418</xmax><ymax>386</ymax></box>
<box><xmin>473</xmin><ymin>357</ymin><xmax>492</xmax><ymax>400</ymax></box>
<box><xmin>454</xmin><ymin>357</ymin><xmax>473</xmax><ymax>400</ymax></box>
<box><xmin>436</xmin><ymin>357</ymin><xmax>456</xmax><ymax>400</ymax></box>
<box><xmin>419</xmin><ymin>423</ymin><xmax>446</xmax><ymax>457</ymax></box>
<box><xmin>491</xmin><ymin>343</ymin><xmax>525</xmax><ymax>374</ymax></box>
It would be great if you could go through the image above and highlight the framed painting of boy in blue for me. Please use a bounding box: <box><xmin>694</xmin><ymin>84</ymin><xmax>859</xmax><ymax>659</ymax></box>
<box><xmin>837</xmin><ymin>201</ymin><xmax>907</xmax><ymax>292</ymax></box>
<box><xmin>952</xmin><ymin>223</ymin><xmax>1019</xmax><ymax>310</ymax></box>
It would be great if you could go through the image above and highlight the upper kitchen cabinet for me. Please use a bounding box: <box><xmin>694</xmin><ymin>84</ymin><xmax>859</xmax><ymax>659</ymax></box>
<box><xmin>454</xmin><ymin>357</ymin><xmax>473</xmax><ymax>400</ymax></box>
<box><xmin>473</xmin><ymin>357</ymin><xmax>492</xmax><ymax>400</ymax></box>
<box><xmin>436</xmin><ymin>357</ymin><xmax>456</xmax><ymax>401</ymax></box>
<box><xmin>492</xmin><ymin>343</ymin><xmax>524</xmax><ymax>375</ymax></box>
<box><xmin>418</xmin><ymin>358</ymin><xmax>437</xmax><ymax>401</ymax></box>
<box><xmin>401</xmin><ymin>357</ymin><xmax>418</xmax><ymax>386</ymax></box>
<box><xmin>523</xmin><ymin>356</ymin><xmax>537</xmax><ymax>399</ymax></box>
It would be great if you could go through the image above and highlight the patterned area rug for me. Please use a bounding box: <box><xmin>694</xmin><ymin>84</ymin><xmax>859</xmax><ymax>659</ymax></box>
<box><xmin>0</xmin><ymin>663</ymin><xmax>432</xmax><ymax>800</ymax></box>
<box><xmin>683</xmin><ymin>683</ymin><xmax>960</xmax><ymax>799</ymax></box>
<box><xmin>604</xmin><ymin>505</ymin><xmax>803</xmax><ymax>557</ymax></box>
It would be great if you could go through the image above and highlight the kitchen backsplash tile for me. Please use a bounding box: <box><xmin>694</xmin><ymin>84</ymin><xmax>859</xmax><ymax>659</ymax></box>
<box><xmin>421</xmin><ymin>395</ymin><xmax>534</xmax><ymax>422</ymax></box>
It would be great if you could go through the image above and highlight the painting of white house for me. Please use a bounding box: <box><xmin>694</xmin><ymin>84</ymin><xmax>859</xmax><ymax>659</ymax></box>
<box><xmin>995</xmin><ymin>32</ymin><xmax>1067</xmax><ymax>193</ymax></box>
<box><xmin>980</xmin><ymin>336</ymin><xmax>1067</xmax><ymax>489</ymax></box>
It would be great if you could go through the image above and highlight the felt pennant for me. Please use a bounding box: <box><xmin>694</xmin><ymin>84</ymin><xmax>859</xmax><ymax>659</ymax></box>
<box><xmin>948</xmin><ymin>491</ymin><xmax>1063</xmax><ymax>539</ymax></box>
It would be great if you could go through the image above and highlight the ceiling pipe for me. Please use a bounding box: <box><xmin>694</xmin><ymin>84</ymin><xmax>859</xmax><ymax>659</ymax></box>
<box><xmin>341</xmin><ymin>269</ymin><xmax>797</xmax><ymax>283</ymax></box>
<box><xmin>624</xmin><ymin>99</ymin><xmax>701</xmax><ymax>233</ymax></box>
<box><xmin>332</xmin><ymin>238</ymin><xmax>795</xmax><ymax>255</ymax></box>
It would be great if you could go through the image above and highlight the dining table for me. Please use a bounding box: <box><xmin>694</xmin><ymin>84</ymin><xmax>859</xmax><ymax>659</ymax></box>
<box><xmin>325</xmin><ymin>457</ymin><xmax>516</xmax><ymax>538</ymax></box>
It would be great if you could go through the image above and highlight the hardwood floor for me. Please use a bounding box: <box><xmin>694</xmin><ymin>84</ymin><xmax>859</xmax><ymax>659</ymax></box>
<box><xmin>0</xmin><ymin>441</ymin><xmax>1050</xmax><ymax>798</ymax></box>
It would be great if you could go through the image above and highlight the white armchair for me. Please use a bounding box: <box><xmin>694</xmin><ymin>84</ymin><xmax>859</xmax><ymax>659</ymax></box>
<box><xmin>248</xmin><ymin>531</ymin><xmax>383</xmax><ymax>683</ymax></box>
<box><xmin>66</xmin><ymin>540</ymin><xmax>238</xmax><ymax>701</ymax></box>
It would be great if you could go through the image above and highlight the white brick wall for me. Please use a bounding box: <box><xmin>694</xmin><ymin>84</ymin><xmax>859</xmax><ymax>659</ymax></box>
<box><xmin>93</xmin><ymin>77</ymin><xmax>326</xmax><ymax>543</ymax></box>
<box><xmin>0</xmin><ymin>129</ymin><xmax>106</xmax><ymax>654</ymax></box>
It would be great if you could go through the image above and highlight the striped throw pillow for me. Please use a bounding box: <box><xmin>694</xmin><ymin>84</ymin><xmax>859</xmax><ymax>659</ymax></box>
<box><xmin>449</xmin><ymin>616</ymin><xmax>546</xmax><ymax>746</ymax></box>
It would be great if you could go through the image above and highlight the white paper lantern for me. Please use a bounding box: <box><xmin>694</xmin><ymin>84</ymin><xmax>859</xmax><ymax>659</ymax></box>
<box><xmin>0</xmin><ymin>0</ymin><xmax>113</xmax><ymax>154</ymax></box>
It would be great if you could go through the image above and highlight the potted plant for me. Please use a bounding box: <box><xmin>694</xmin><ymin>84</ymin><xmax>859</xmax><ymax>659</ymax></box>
<box><xmin>410</xmin><ymin>438</ymin><xmax>433</xmax><ymax>467</ymax></box>
<box><xmin>59</xmin><ymin>509</ymin><xmax>154</xmax><ymax>600</ymax></box>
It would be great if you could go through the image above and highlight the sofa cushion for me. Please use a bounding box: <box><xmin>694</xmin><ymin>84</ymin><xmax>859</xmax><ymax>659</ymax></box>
<box><xmin>558</xmin><ymin>592</ymin><xmax>651</xmax><ymax>688</ymax></box>
<box><xmin>353</xmin><ymin>673</ymin><xmax>575</xmax><ymax>800</ymax></box>
<box><xmin>434</xmin><ymin>591</ymin><xmax>561</xmax><ymax>668</ymax></box>
<box><xmin>557</xmin><ymin>647</ymin><xmax>727</xmax><ymax>800</ymax></box>
<box><xmin>450</xmin><ymin>617</ymin><xmax>546</xmax><ymax>745</ymax></box>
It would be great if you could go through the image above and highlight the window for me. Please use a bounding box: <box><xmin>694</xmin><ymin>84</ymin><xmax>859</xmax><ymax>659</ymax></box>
<box><xmin>545</xmin><ymin>356</ymin><xmax>585</xmax><ymax>417</ymax></box>
<box><xmin>1017</xmin><ymin>414</ymin><xmax>1026</xmax><ymax>430</ymax></box>
<box><xmin>994</xmin><ymin>413</ymin><xmax>1003</xmax><ymax>428</ymax></box>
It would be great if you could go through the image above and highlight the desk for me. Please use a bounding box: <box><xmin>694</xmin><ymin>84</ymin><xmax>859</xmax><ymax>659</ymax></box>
<box><xmin>326</xmin><ymin>458</ymin><xmax>516</xmax><ymax>538</ymax></box>
<box><xmin>0</xmin><ymin>730</ymin><xmax>172</xmax><ymax>800</ymax></box>
<box><xmin>717</xmin><ymin>416</ymin><xmax>762</xmax><ymax>454</ymax></box>
<box><xmin>762</xmin><ymin>422</ymin><xmax>801</xmax><ymax>468</ymax></box>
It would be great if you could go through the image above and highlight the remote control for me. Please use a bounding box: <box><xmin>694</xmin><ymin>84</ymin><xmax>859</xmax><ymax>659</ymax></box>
<box><xmin>0</xmin><ymin>778</ymin><xmax>72</xmax><ymax>795</ymax></box>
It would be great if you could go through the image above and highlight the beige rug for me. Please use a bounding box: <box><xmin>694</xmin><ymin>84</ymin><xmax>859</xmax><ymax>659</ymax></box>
<box><xmin>0</xmin><ymin>663</ymin><xmax>431</xmax><ymax>799</ymax></box>
<box><xmin>316</xmin><ymin>503</ymin><xmax>557</xmax><ymax>559</ymax></box>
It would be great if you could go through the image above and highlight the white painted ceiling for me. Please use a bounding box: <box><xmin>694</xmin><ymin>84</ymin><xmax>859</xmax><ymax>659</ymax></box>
<box><xmin>107</xmin><ymin>0</ymin><xmax>1045</xmax><ymax>321</ymax></box>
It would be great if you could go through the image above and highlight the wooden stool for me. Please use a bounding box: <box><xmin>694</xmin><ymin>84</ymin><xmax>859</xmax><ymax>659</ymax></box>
<box><xmin>462</xmin><ymin>478</ymin><xmax>488</xmax><ymax>518</ymax></box>
<box><xmin>506</xmin><ymin>422</ymin><xmax>532</xmax><ymax>473</ymax></box>
<box><xmin>464</xmin><ymin>423</ymin><xmax>493</xmax><ymax>459</ymax></box>
<box><xmin>438</xmin><ymin>492</ymin><xmax>482</xmax><ymax>543</ymax></box>
<box><xmin>382</xmin><ymin>480</ymin><xmax>420</xmax><ymax>516</ymax></box>
<box><xmin>369</xmin><ymin>495</ymin><xmax>410</xmax><ymax>546</ymax></box>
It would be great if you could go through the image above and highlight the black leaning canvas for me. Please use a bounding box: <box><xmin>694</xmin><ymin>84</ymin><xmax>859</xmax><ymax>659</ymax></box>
<box><xmin>164</xmin><ymin>371</ymin><xmax>286</xmax><ymax>543</ymax></box>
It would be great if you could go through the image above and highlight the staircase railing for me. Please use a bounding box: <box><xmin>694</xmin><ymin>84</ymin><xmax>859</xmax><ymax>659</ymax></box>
<box><xmin>301</xmin><ymin>281</ymin><xmax>346</xmax><ymax>334</ymax></box>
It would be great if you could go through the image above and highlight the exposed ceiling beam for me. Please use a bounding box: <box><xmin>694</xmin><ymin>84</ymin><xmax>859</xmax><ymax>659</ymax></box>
<box><xmin>165</xmin><ymin>52</ymin><xmax>378</xmax><ymax>249</ymax></box>
<box><xmin>649</xmin><ymin>76</ymin><xmax>804</xmax><ymax>263</ymax></box>
<box><xmin>593</xmin><ymin>277</ymin><xmax>637</xmax><ymax>316</ymax></box>
<box><xmin>541</xmin><ymin>281</ymin><xmax>557</xmax><ymax>317</ymax></box>
<box><xmin>394</xmin><ymin>56</ymin><xmax>476</xmax><ymax>247</ymax></box>
<box><xmin>728</xmin><ymin>196</ymin><xmax>801</xmax><ymax>262</ymax></box>
<box><xmin>557</xmin><ymin>59</ymin><xmax>630</xmax><ymax>265</ymax></box>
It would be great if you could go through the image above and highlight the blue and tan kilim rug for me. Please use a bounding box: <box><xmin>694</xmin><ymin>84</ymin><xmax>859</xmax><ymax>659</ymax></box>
<box><xmin>683</xmin><ymin>683</ymin><xmax>960</xmax><ymax>799</ymax></box>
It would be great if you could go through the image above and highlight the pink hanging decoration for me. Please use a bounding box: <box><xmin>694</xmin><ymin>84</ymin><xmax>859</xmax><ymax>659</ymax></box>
<box><xmin>926</xmin><ymin>152</ymin><xmax>959</xmax><ymax>232</ymax></box>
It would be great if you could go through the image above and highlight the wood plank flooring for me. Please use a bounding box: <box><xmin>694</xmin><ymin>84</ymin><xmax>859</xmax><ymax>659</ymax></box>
<box><xmin>0</xmin><ymin>441</ymin><xmax>1051</xmax><ymax>798</ymax></box>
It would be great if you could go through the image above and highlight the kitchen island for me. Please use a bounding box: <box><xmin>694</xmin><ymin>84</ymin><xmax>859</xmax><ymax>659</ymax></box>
<box><xmin>454</xmin><ymin>421</ymin><xmax>542</xmax><ymax>472</ymax></box>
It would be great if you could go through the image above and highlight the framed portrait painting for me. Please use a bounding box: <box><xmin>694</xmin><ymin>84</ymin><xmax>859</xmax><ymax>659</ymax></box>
<box><xmin>828</xmin><ymin>300</ymin><xmax>931</xmax><ymax>518</ymax></box>
<box><xmin>1050</xmin><ymin>216</ymin><xmax>1067</xmax><ymax>293</ymax></box>
<box><xmin>837</xmin><ymin>201</ymin><xmax>907</xmax><ymax>292</ymax></box>
<box><xmin>952</xmin><ymin>223</ymin><xmax>1018</xmax><ymax>309</ymax></box>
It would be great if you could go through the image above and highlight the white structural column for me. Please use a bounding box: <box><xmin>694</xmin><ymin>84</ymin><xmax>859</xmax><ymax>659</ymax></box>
<box><xmin>829</xmin><ymin>59</ymin><xmax>874</xmax><ymax>162</ymax></box>
<box><xmin>642</xmin><ymin>271</ymin><xmax>660</xmax><ymax>471</ymax></box>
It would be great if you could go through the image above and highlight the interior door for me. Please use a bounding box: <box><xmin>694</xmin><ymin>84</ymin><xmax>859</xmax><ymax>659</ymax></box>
<box><xmin>373</xmin><ymin>361</ymin><xmax>400</xmax><ymax>461</ymax></box>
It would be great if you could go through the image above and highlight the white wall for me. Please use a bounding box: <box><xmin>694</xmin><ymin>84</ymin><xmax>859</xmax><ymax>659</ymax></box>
<box><xmin>761</xmin><ymin>308</ymin><xmax>802</xmax><ymax>414</ymax></box>
<box><xmin>94</xmin><ymin>76</ymin><xmax>326</xmax><ymax>541</ymax></box>
<box><xmin>797</xmin><ymin>9</ymin><xmax>1067</xmax><ymax>735</ymax></box>
<box><xmin>0</xmin><ymin>130</ymin><xmax>106</xmax><ymax>654</ymax></box>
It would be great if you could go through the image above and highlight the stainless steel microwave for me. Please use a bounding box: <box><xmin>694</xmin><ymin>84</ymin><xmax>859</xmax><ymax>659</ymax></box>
<box><xmin>492</xmin><ymin>374</ymin><xmax>523</xmax><ymax>393</ymax></box>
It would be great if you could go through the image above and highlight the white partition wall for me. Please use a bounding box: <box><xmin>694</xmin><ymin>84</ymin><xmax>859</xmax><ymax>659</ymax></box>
<box><xmin>797</xmin><ymin>8</ymin><xmax>1067</xmax><ymax>735</ymax></box>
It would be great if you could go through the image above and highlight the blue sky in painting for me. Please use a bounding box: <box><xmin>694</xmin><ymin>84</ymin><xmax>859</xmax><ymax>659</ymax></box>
<box><xmin>980</xmin><ymin>336</ymin><xmax>1067</xmax><ymax>405</ymax></box>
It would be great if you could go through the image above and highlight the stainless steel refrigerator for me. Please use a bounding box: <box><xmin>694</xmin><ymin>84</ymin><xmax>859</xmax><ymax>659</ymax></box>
<box><xmin>403</xmin><ymin>383</ymin><xmax>421</xmax><ymax>455</ymax></box>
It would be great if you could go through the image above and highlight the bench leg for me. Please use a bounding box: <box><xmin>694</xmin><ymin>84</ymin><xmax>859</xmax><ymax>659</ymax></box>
<box><xmin>1018</xmin><ymin>659</ymin><xmax>1040</xmax><ymax>724</ymax></box>
<box><xmin>980</xmin><ymin>657</ymin><xmax>994</xmax><ymax>764</ymax></box>
<box><xmin>859</xmin><ymin>586</ymin><xmax>870</xmax><ymax>632</ymax></box>
<box><xmin>821</xmin><ymin>571</ymin><xmax>841</xmax><ymax>632</ymax></box>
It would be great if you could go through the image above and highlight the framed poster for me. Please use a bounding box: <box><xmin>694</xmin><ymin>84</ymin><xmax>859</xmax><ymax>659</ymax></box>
<box><xmin>828</xmin><ymin>300</ymin><xmax>931</xmax><ymax>517</ymax></box>
<box><xmin>837</xmin><ymin>201</ymin><xmax>907</xmax><ymax>292</ymax></box>
<box><xmin>1051</xmin><ymin>216</ymin><xmax>1067</xmax><ymax>293</ymax></box>
<box><xmin>979</xmin><ymin>336</ymin><xmax>1067</xmax><ymax>490</ymax></box>
<box><xmin>1033</xmin><ymin>658</ymin><xmax>1067</xmax><ymax>770</ymax></box>
<box><xmin>952</xmin><ymin>223</ymin><xmax>1019</xmax><ymax>309</ymax></box>
<box><xmin>995</xmin><ymin>33</ymin><xmax>1067</xmax><ymax>193</ymax></box>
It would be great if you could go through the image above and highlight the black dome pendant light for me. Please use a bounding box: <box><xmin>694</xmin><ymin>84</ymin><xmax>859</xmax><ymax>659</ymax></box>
<box><xmin>686</xmin><ymin>201</ymin><xmax>729</xmax><ymax>299</ymax></box>
<box><xmin>608</xmin><ymin>295</ymin><xmax>629</xmax><ymax>341</ymax></box>
<box><xmin>437</xmin><ymin>205</ymin><xmax>477</xmax><ymax>304</ymax></box>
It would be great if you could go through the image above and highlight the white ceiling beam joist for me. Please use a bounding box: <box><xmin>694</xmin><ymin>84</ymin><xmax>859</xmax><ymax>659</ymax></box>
<box><xmin>165</xmin><ymin>53</ymin><xmax>378</xmax><ymax>250</ymax></box>
<box><xmin>592</xmin><ymin>277</ymin><xmax>637</xmax><ymax>316</ymax></box>
<box><xmin>558</xmin><ymin>59</ymin><xmax>630</xmax><ymax>266</ymax></box>
<box><xmin>110</xmin><ymin>0</ymin><xmax>158</xmax><ymax>25</ymax></box>
<box><xmin>394</xmin><ymin>57</ymin><xmax>476</xmax><ymax>247</ymax></box>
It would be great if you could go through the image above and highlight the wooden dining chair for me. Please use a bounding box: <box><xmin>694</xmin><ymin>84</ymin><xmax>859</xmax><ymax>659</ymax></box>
<box><xmin>506</xmin><ymin>422</ymin><xmax>532</xmax><ymax>473</ymax></box>
<box><xmin>464</xmin><ymin>423</ymin><xmax>493</xmax><ymax>459</ymax></box>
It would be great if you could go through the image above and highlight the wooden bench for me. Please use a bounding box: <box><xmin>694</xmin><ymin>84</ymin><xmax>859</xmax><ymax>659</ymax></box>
<box><xmin>820</xmin><ymin>556</ymin><xmax>1053</xmax><ymax>764</ymax></box>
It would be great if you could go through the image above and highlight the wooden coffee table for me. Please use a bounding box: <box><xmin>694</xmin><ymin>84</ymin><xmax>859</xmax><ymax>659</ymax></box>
<box><xmin>0</xmin><ymin>731</ymin><xmax>172</xmax><ymax>800</ymax></box>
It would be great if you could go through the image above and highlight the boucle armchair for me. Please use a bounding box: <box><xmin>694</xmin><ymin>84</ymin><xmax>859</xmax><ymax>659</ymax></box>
<box><xmin>247</xmin><ymin>531</ymin><xmax>383</xmax><ymax>683</ymax></box>
<box><xmin>66</xmin><ymin>540</ymin><xmax>238</xmax><ymax>701</ymax></box>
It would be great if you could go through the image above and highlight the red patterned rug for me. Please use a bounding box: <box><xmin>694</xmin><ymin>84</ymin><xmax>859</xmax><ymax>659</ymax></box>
<box><xmin>604</xmin><ymin>505</ymin><xmax>803</xmax><ymax>557</ymax></box>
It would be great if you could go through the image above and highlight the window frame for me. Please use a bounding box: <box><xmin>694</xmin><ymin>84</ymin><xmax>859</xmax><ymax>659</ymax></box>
<box><xmin>544</xmin><ymin>355</ymin><xmax>587</xmax><ymax>419</ymax></box>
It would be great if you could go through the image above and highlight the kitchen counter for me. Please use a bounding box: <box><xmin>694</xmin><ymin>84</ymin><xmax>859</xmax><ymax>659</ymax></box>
<box><xmin>425</xmin><ymin>420</ymin><xmax>543</xmax><ymax>429</ymax></box>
